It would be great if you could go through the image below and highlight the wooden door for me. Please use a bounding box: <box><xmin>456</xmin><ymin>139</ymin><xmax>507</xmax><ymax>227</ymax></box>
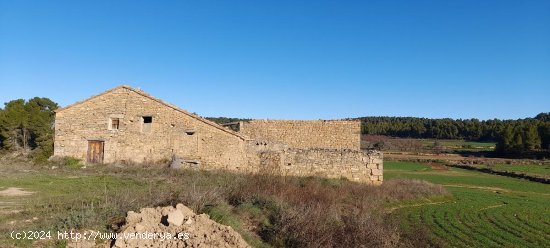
<box><xmin>87</xmin><ymin>140</ymin><xmax>104</xmax><ymax>163</ymax></box>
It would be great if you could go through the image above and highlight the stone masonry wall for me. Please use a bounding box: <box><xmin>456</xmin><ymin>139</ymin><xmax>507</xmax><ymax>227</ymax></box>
<box><xmin>247</xmin><ymin>142</ymin><xmax>383</xmax><ymax>184</ymax></box>
<box><xmin>54</xmin><ymin>86</ymin><xmax>248</xmax><ymax>170</ymax></box>
<box><xmin>281</xmin><ymin>149</ymin><xmax>383</xmax><ymax>184</ymax></box>
<box><xmin>239</xmin><ymin>120</ymin><xmax>361</xmax><ymax>150</ymax></box>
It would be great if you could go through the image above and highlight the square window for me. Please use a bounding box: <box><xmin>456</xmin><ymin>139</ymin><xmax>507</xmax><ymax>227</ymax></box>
<box><xmin>111</xmin><ymin>118</ymin><xmax>120</xmax><ymax>130</ymax></box>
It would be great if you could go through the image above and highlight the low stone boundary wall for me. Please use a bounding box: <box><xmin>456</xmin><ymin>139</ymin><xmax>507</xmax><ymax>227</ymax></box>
<box><xmin>255</xmin><ymin>148</ymin><xmax>383</xmax><ymax>184</ymax></box>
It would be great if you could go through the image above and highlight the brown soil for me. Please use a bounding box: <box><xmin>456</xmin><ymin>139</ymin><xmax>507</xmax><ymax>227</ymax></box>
<box><xmin>111</xmin><ymin>204</ymin><xmax>250</xmax><ymax>248</ymax></box>
<box><xmin>427</xmin><ymin>163</ymin><xmax>449</xmax><ymax>171</ymax></box>
<box><xmin>0</xmin><ymin>187</ymin><xmax>34</xmax><ymax>197</ymax></box>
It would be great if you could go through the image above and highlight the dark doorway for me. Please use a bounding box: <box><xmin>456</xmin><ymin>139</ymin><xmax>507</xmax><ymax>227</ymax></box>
<box><xmin>87</xmin><ymin>140</ymin><xmax>104</xmax><ymax>163</ymax></box>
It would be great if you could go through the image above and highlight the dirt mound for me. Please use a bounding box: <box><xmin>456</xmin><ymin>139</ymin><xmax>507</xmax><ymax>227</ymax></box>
<box><xmin>113</xmin><ymin>204</ymin><xmax>250</xmax><ymax>248</ymax></box>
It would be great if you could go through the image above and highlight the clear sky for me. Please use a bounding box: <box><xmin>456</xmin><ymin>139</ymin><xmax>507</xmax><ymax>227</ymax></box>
<box><xmin>1</xmin><ymin>0</ymin><xmax>549</xmax><ymax>120</ymax></box>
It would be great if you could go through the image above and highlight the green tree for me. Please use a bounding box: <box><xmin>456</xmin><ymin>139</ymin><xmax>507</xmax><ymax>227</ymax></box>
<box><xmin>25</xmin><ymin>97</ymin><xmax>58</xmax><ymax>158</ymax></box>
<box><xmin>0</xmin><ymin>98</ymin><xmax>58</xmax><ymax>159</ymax></box>
<box><xmin>523</xmin><ymin>124</ymin><xmax>541</xmax><ymax>150</ymax></box>
<box><xmin>539</xmin><ymin>122</ymin><xmax>550</xmax><ymax>149</ymax></box>
<box><xmin>0</xmin><ymin>99</ymin><xmax>29</xmax><ymax>150</ymax></box>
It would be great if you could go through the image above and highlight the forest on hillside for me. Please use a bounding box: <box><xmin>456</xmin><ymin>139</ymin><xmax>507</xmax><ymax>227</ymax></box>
<box><xmin>356</xmin><ymin>115</ymin><xmax>550</xmax><ymax>155</ymax></box>
<box><xmin>0</xmin><ymin>96</ymin><xmax>548</xmax><ymax>160</ymax></box>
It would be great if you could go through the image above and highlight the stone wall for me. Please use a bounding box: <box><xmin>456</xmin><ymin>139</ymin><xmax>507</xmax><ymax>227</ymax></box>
<box><xmin>238</xmin><ymin>120</ymin><xmax>361</xmax><ymax>150</ymax></box>
<box><xmin>54</xmin><ymin>86</ymin><xmax>248</xmax><ymax>170</ymax></box>
<box><xmin>246</xmin><ymin>141</ymin><xmax>383</xmax><ymax>184</ymax></box>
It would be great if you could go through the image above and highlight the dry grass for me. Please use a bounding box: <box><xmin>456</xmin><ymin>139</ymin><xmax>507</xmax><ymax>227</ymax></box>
<box><xmin>228</xmin><ymin>176</ymin><xmax>446</xmax><ymax>247</ymax></box>
<box><xmin>1</xmin><ymin>158</ymin><xmax>447</xmax><ymax>247</ymax></box>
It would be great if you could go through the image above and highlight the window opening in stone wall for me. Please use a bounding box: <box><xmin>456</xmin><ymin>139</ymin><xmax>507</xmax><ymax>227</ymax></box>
<box><xmin>142</xmin><ymin>116</ymin><xmax>152</xmax><ymax>133</ymax></box>
<box><xmin>110</xmin><ymin>118</ymin><xmax>120</xmax><ymax>130</ymax></box>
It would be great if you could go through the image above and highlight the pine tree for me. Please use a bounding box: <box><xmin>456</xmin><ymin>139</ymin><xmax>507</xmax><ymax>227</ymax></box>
<box><xmin>523</xmin><ymin>124</ymin><xmax>541</xmax><ymax>150</ymax></box>
<box><xmin>0</xmin><ymin>98</ymin><xmax>58</xmax><ymax>158</ymax></box>
<box><xmin>0</xmin><ymin>99</ymin><xmax>28</xmax><ymax>150</ymax></box>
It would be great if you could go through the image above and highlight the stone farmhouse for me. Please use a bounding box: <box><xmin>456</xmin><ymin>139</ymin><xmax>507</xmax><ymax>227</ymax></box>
<box><xmin>53</xmin><ymin>86</ymin><xmax>383</xmax><ymax>184</ymax></box>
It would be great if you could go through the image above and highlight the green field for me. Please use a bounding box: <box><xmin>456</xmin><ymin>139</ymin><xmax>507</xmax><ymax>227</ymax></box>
<box><xmin>418</xmin><ymin>139</ymin><xmax>496</xmax><ymax>151</ymax></box>
<box><xmin>474</xmin><ymin>163</ymin><xmax>550</xmax><ymax>178</ymax></box>
<box><xmin>386</xmin><ymin>161</ymin><xmax>550</xmax><ymax>247</ymax></box>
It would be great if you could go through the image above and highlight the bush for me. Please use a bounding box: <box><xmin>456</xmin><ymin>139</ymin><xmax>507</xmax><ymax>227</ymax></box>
<box><xmin>62</xmin><ymin>157</ymin><xmax>81</xmax><ymax>168</ymax></box>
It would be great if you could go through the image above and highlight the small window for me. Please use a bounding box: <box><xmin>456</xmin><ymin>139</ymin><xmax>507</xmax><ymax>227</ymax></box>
<box><xmin>110</xmin><ymin>118</ymin><xmax>120</xmax><ymax>130</ymax></box>
<box><xmin>142</xmin><ymin>116</ymin><xmax>152</xmax><ymax>133</ymax></box>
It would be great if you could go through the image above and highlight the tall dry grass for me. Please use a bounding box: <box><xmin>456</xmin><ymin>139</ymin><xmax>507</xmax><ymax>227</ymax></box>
<box><xmin>227</xmin><ymin>175</ymin><xmax>446</xmax><ymax>247</ymax></box>
<box><xmin>92</xmin><ymin>166</ymin><xmax>447</xmax><ymax>247</ymax></box>
<box><xmin>4</xmin><ymin>159</ymin><xmax>447</xmax><ymax>247</ymax></box>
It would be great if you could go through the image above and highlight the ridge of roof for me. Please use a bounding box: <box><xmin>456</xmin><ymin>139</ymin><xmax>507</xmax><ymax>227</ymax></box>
<box><xmin>55</xmin><ymin>85</ymin><xmax>127</xmax><ymax>113</ymax></box>
<box><xmin>55</xmin><ymin>85</ymin><xmax>250</xmax><ymax>140</ymax></box>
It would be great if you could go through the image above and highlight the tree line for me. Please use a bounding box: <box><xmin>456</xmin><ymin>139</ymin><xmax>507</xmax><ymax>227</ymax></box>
<box><xmin>356</xmin><ymin>114</ymin><xmax>550</xmax><ymax>155</ymax></box>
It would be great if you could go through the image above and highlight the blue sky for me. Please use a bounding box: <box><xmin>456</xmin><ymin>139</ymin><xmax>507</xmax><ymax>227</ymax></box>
<box><xmin>1</xmin><ymin>0</ymin><xmax>549</xmax><ymax>120</ymax></box>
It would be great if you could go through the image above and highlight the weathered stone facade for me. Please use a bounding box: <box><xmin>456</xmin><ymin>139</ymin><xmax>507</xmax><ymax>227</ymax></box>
<box><xmin>54</xmin><ymin>86</ymin><xmax>249</xmax><ymax>170</ymax></box>
<box><xmin>54</xmin><ymin>86</ymin><xmax>382</xmax><ymax>184</ymax></box>
<box><xmin>238</xmin><ymin>120</ymin><xmax>361</xmax><ymax>150</ymax></box>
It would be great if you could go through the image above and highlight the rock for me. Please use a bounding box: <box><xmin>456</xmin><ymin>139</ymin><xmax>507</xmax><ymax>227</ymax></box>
<box><xmin>112</xmin><ymin>203</ymin><xmax>250</xmax><ymax>248</ymax></box>
<box><xmin>126</xmin><ymin>211</ymin><xmax>141</xmax><ymax>223</ymax></box>
<box><xmin>371</xmin><ymin>168</ymin><xmax>382</xmax><ymax>176</ymax></box>
<box><xmin>176</xmin><ymin>203</ymin><xmax>195</xmax><ymax>217</ymax></box>
<box><xmin>170</xmin><ymin>156</ymin><xmax>201</xmax><ymax>170</ymax></box>
<box><xmin>167</xmin><ymin>209</ymin><xmax>184</xmax><ymax>226</ymax></box>
<box><xmin>185</xmin><ymin>218</ymin><xmax>193</xmax><ymax>225</ymax></box>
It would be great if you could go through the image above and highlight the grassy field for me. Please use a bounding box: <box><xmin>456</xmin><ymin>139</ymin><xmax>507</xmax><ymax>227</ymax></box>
<box><xmin>418</xmin><ymin>139</ymin><xmax>496</xmax><ymax>152</ymax></box>
<box><xmin>2</xmin><ymin>157</ymin><xmax>549</xmax><ymax>247</ymax></box>
<box><xmin>473</xmin><ymin>163</ymin><xmax>550</xmax><ymax>178</ymax></box>
<box><xmin>362</xmin><ymin>135</ymin><xmax>496</xmax><ymax>153</ymax></box>
<box><xmin>0</xmin><ymin>158</ymin><xmax>445</xmax><ymax>248</ymax></box>
<box><xmin>385</xmin><ymin>161</ymin><xmax>550</xmax><ymax>247</ymax></box>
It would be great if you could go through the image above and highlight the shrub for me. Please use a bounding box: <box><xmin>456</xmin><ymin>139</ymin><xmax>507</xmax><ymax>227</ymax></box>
<box><xmin>62</xmin><ymin>157</ymin><xmax>81</xmax><ymax>168</ymax></box>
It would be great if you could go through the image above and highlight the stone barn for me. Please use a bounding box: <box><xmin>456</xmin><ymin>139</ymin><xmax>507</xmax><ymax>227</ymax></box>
<box><xmin>54</xmin><ymin>86</ymin><xmax>250</xmax><ymax>171</ymax></box>
<box><xmin>54</xmin><ymin>86</ymin><xmax>383</xmax><ymax>184</ymax></box>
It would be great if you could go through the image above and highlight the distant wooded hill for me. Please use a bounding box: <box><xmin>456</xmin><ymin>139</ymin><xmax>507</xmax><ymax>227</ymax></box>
<box><xmin>356</xmin><ymin>114</ymin><xmax>550</xmax><ymax>153</ymax></box>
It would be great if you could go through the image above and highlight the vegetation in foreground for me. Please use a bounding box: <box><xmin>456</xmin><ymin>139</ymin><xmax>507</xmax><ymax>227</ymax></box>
<box><xmin>0</xmin><ymin>157</ymin><xmax>446</xmax><ymax>248</ymax></box>
<box><xmin>385</xmin><ymin>161</ymin><xmax>550</xmax><ymax>247</ymax></box>
<box><xmin>2</xmin><ymin>157</ymin><xmax>549</xmax><ymax>247</ymax></box>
